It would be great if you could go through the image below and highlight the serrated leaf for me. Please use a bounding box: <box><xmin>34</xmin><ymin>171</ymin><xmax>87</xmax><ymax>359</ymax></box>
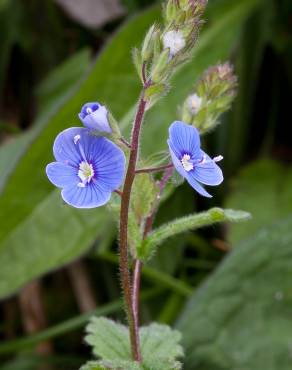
<box><xmin>81</xmin><ymin>360</ymin><xmax>140</xmax><ymax>370</ymax></box>
<box><xmin>80</xmin><ymin>362</ymin><xmax>107</xmax><ymax>370</ymax></box>
<box><xmin>85</xmin><ymin>317</ymin><xmax>131</xmax><ymax>361</ymax></box>
<box><xmin>140</xmin><ymin>323</ymin><xmax>184</xmax><ymax>363</ymax></box>
<box><xmin>84</xmin><ymin>318</ymin><xmax>183</xmax><ymax>369</ymax></box>
<box><xmin>138</xmin><ymin>208</ymin><xmax>251</xmax><ymax>260</ymax></box>
<box><xmin>177</xmin><ymin>215</ymin><xmax>292</xmax><ymax>370</ymax></box>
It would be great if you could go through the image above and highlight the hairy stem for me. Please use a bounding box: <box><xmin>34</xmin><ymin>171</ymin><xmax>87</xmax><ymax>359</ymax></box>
<box><xmin>131</xmin><ymin>167</ymin><xmax>174</xmax><ymax>354</ymax></box>
<box><xmin>119</xmin><ymin>94</ymin><xmax>147</xmax><ymax>362</ymax></box>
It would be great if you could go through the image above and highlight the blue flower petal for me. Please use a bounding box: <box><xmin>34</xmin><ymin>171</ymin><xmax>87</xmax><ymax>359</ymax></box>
<box><xmin>168</xmin><ymin>121</ymin><xmax>201</xmax><ymax>158</ymax></box>
<box><xmin>168</xmin><ymin>142</ymin><xmax>186</xmax><ymax>178</ymax></box>
<box><xmin>46</xmin><ymin>162</ymin><xmax>79</xmax><ymax>188</ymax></box>
<box><xmin>185</xmin><ymin>173</ymin><xmax>212</xmax><ymax>198</ymax></box>
<box><xmin>61</xmin><ymin>182</ymin><xmax>111</xmax><ymax>209</ymax></box>
<box><xmin>79</xmin><ymin>102</ymin><xmax>111</xmax><ymax>133</ymax></box>
<box><xmin>53</xmin><ymin>127</ymin><xmax>87</xmax><ymax>165</ymax></box>
<box><xmin>77</xmin><ymin>135</ymin><xmax>125</xmax><ymax>191</ymax></box>
<box><xmin>192</xmin><ymin>151</ymin><xmax>223</xmax><ymax>185</ymax></box>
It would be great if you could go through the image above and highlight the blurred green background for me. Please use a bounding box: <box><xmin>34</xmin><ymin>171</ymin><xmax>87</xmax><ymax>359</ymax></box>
<box><xmin>0</xmin><ymin>0</ymin><xmax>291</xmax><ymax>369</ymax></box>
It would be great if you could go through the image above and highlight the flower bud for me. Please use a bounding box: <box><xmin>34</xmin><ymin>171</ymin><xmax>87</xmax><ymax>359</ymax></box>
<box><xmin>141</xmin><ymin>25</ymin><xmax>161</xmax><ymax>63</ymax></box>
<box><xmin>79</xmin><ymin>102</ymin><xmax>112</xmax><ymax>134</ymax></box>
<box><xmin>180</xmin><ymin>62</ymin><xmax>237</xmax><ymax>133</ymax></box>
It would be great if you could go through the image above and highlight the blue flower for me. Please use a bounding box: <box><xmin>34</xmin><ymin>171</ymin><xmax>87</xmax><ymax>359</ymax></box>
<box><xmin>46</xmin><ymin>127</ymin><xmax>125</xmax><ymax>208</ymax></box>
<box><xmin>167</xmin><ymin>121</ymin><xmax>223</xmax><ymax>198</ymax></box>
<box><xmin>78</xmin><ymin>102</ymin><xmax>111</xmax><ymax>134</ymax></box>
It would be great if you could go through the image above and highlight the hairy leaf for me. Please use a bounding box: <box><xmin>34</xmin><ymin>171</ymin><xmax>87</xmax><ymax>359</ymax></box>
<box><xmin>85</xmin><ymin>318</ymin><xmax>183</xmax><ymax>369</ymax></box>
<box><xmin>138</xmin><ymin>208</ymin><xmax>251</xmax><ymax>260</ymax></box>
<box><xmin>177</xmin><ymin>216</ymin><xmax>292</xmax><ymax>370</ymax></box>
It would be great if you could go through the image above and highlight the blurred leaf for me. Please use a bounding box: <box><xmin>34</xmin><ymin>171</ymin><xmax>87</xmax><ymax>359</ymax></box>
<box><xmin>139</xmin><ymin>208</ymin><xmax>250</xmax><ymax>260</ymax></box>
<box><xmin>177</xmin><ymin>215</ymin><xmax>292</xmax><ymax>370</ymax></box>
<box><xmin>0</xmin><ymin>0</ymin><xmax>260</xmax><ymax>297</ymax></box>
<box><xmin>0</xmin><ymin>132</ymin><xmax>35</xmax><ymax>193</ymax></box>
<box><xmin>0</xmin><ymin>191</ymin><xmax>111</xmax><ymax>298</ymax></box>
<box><xmin>35</xmin><ymin>48</ymin><xmax>91</xmax><ymax>120</ymax></box>
<box><xmin>0</xmin><ymin>49</ymin><xmax>91</xmax><ymax>194</ymax></box>
<box><xmin>224</xmin><ymin>0</ymin><xmax>274</xmax><ymax>171</ymax></box>
<box><xmin>225</xmin><ymin>159</ymin><xmax>292</xmax><ymax>245</ymax></box>
<box><xmin>85</xmin><ymin>317</ymin><xmax>183</xmax><ymax>369</ymax></box>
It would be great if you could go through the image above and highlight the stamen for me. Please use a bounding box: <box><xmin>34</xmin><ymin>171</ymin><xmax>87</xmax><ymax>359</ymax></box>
<box><xmin>181</xmin><ymin>154</ymin><xmax>194</xmax><ymax>172</ymax></box>
<box><xmin>213</xmin><ymin>155</ymin><xmax>223</xmax><ymax>162</ymax></box>
<box><xmin>74</xmin><ymin>135</ymin><xmax>81</xmax><ymax>144</ymax></box>
<box><xmin>86</xmin><ymin>107</ymin><xmax>93</xmax><ymax>115</ymax></box>
<box><xmin>77</xmin><ymin>161</ymin><xmax>94</xmax><ymax>186</ymax></box>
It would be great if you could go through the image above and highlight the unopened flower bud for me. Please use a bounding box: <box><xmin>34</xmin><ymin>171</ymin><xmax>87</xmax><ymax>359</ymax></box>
<box><xmin>162</xmin><ymin>30</ymin><xmax>186</xmax><ymax>57</ymax></box>
<box><xmin>180</xmin><ymin>62</ymin><xmax>238</xmax><ymax>133</ymax></box>
<box><xmin>79</xmin><ymin>102</ymin><xmax>111</xmax><ymax>134</ymax></box>
<box><xmin>141</xmin><ymin>25</ymin><xmax>161</xmax><ymax>62</ymax></box>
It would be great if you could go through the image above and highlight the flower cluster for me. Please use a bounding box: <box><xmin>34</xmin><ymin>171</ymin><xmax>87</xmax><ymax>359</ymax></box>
<box><xmin>132</xmin><ymin>0</ymin><xmax>208</xmax><ymax>109</ymax></box>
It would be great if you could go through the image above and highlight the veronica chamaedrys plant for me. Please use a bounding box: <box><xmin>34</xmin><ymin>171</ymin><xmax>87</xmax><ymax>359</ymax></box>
<box><xmin>46</xmin><ymin>1</ymin><xmax>250</xmax><ymax>369</ymax></box>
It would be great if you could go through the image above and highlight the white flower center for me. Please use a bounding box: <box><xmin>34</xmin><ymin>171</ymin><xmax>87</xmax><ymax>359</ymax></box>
<box><xmin>78</xmin><ymin>161</ymin><xmax>94</xmax><ymax>187</ymax></box>
<box><xmin>86</xmin><ymin>107</ymin><xmax>93</xmax><ymax>115</ymax></box>
<box><xmin>163</xmin><ymin>30</ymin><xmax>186</xmax><ymax>56</ymax></box>
<box><xmin>187</xmin><ymin>93</ymin><xmax>203</xmax><ymax>114</ymax></box>
<box><xmin>181</xmin><ymin>154</ymin><xmax>194</xmax><ymax>172</ymax></box>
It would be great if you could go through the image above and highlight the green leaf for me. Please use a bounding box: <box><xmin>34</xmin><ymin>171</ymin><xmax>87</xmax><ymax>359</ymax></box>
<box><xmin>225</xmin><ymin>159</ymin><xmax>292</xmax><ymax>244</ymax></box>
<box><xmin>0</xmin><ymin>191</ymin><xmax>111</xmax><ymax>298</ymax></box>
<box><xmin>85</xmin><ymin>318</ymin><xmax>183</xmax><ymax>369</ymax></box>
<box><xmin>35</xmin><ymin>48</ymin><xmax>91</xmax><ymax>120</ymax></box>
<box><xmin>138</xmin><ymin>208</ymin><xmax>251</xmax><ymax>260</ymax></box>
<box><xmin>85</xmin><ymin>317</ymin><xmax>131</xmax><ymax>361</ymax></box>
<box><xmin>140</xmin><ymin>323</ymin><xmax>184</xmax><ymax>364</ymax></box>
<box><xmin>0</xmin><ymin>49</ymin><xmax>91</xmax><ymax>195</ymax></box>
<box><xmin>131</xmin><ymin>174</ymin><xmax>159</xmax><ymax>223</ymax></box>
<box><xmin>108</xmin><ymin>194</ymin><xmax>142</xmax><ymax>258</ymax></box>
<box><xmin>177</xmin><ymin>215</ymin><xmax>292</xmax><ymax>370</ymax></box>
<box><xmin>81</xmin><ymin>360</ymin><xmax>141</xmax><ymax>370</ymax></box>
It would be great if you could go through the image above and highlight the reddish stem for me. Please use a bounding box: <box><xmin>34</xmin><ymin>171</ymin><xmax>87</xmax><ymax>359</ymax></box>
<box><xmin>119</xmin><ymin>94</ymin><xmax>146</xmax><ymax>362</ymax></box>
<box><xmin>131</xmin><ymin>167</ymin><xmax>174</xmax><ymax>353</ymax></box>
